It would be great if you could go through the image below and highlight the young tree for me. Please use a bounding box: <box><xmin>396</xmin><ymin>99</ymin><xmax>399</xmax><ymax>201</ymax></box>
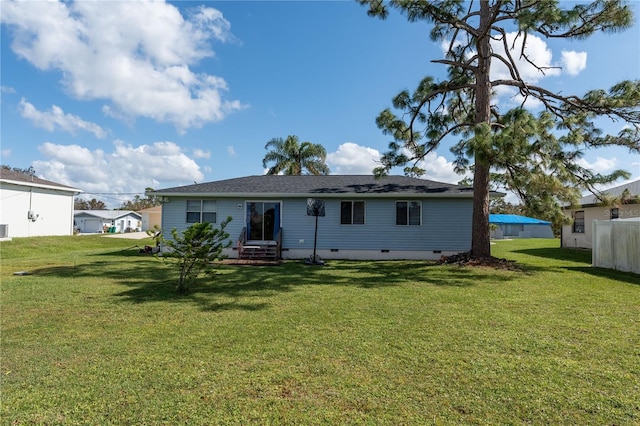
<box><xmin>161</xmin><ymin>218</ymin><xmax>232</xmax><ymax>294</ymax></box>
<box><xmin>262</xmin><ymin>135</ymin><xmax>330</xmax><ymax>175</ymax></box>
<box><xmin>119</xmin><ymin>188</ymin><xmax>162</xmax><ymax>211</ymax></box>
<box><xmin>1</xmin><ymin>165</ymin><xmax>36</xmax><ymax>175</ymax></box>
<box><xmin>359</xmin><ymin>0</ymin><xmax>640</xmax><ymax>259</ymax></box>
<box><xmin>74</xmin><ymin>198</ymin><xmax>107</xmax><ymax>210</ymax></box>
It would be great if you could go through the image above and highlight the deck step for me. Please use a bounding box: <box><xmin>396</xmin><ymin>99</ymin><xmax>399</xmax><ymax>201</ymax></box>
<box><xmin>239</xmin><ymin>244</ymin><xmax>279</xmax><ymax>260</ymax></box>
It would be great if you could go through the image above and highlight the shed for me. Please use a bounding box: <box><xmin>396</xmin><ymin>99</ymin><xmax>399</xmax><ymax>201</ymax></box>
<box><xmin>490</xmin><ymin>214</ymin><xmax>554</xmax><ymax>239</ymax></box>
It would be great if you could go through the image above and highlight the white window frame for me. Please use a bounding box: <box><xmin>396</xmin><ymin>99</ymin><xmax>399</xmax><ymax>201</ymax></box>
<box><xmin>186</xmin><ymin>199</ymin><xmax>217</xmax><ymax>224</ymax></box>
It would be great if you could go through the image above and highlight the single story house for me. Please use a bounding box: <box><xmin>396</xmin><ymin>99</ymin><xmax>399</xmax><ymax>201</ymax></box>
<box><xmin>139</xmin><ymin>205</ymin><xmax>162</xmax><ymax>231</ymax></box>
<box><xmin>74</xmin><ymin>210</ymin><xmax>142</xmax><ymax>234</ymax></box>
<box><xmin>489</xmin><ymin>214</ymin><xmax>554</xmax><ymax>239</ymax></box>
<box><xmin>562</xmin><ymin>179</ymin><xmax>640</xmax><ymax>249</ymax></box>
<box><xmin>0</xmin><ymin>168</ymin><xmax>82</xmax><ymax>240</ymax></box>
<box><xmin>152</xmin><ymin>175</ymin><xmax>503</xmax><ymax>261</ymax></box>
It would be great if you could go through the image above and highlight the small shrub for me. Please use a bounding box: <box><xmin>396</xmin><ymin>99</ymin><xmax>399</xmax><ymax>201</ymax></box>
<box><xmin>160</xmin><ymin>218</ymin><xmax>232</xmax><ymax>293</ymax></box>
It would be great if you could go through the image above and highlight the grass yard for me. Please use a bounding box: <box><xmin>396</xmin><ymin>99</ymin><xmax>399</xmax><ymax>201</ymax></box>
<box><xmin>1</xmin><ymin>236</ymin><xmax>639</xmax><ymax>425</ymax></box>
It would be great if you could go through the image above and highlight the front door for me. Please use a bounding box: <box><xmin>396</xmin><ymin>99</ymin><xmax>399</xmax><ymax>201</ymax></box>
<box><xmin>246</xmin><ymin>202</ymin><xmax>280</xmax><ymax>241</ymax></box>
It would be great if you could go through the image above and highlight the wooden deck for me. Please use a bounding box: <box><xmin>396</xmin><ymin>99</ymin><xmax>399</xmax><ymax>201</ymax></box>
<box><xmin>236</xmin><ymin>227</ymin><xmax>282</xmax><ymax>261</ymax></box>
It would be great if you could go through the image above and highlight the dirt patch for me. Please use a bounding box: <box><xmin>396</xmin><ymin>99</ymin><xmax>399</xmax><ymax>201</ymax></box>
<box><xmin>438</xmin><ymin>252</ymin><xmax>522</xmax><ymax>271</ymax></box>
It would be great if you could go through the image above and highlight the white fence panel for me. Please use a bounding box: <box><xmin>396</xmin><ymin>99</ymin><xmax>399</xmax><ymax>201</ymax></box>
<box><xmin>592</xmin><ymin>221</ymin><xmax>613</xmax><ymax>269</ymax></box>
<box><xmin>593</xmin><ymin>220</ymin><xmax>640</xmax><ymax>274</ymax></box>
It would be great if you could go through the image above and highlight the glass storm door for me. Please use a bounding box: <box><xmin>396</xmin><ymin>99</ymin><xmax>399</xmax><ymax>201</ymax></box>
<box><xmin>246</xmin><ymin>202</ymin><xmax>280</xmax><ymax>241</ymax></box>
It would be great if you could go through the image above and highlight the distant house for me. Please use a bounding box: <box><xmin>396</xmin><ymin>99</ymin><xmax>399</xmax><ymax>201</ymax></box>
<box><xmin>73</xmin><ymin>210</ymin><xmax>142</xmax><ymax>234</ymax></box>
<box><xmin>0</xmin><ymin>168</ymin><xmax>82</xmax><ymax>240</ymax></box>
<box><xmin>562</xmin><ymin>179</ymin><xmax>640</xmax><ymax>249</ymax></box>
<box><xmin>152</xmin><ymin>175</ymin><xmax>503</xmax><ymax>261</ymax></box>
<box><xmin>489</xmin><ymin>214</ymin><xmax>554</xmax><ymax>239</ymax></box>
<box><xmin>139</xmin><ymin>205</ymin><xmax>162</xmax><ymax>231</ymax></box>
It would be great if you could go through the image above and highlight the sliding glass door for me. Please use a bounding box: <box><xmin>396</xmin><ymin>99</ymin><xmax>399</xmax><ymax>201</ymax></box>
<box><xmin>246</xmin><ymin>202</ymin><xmax>281</xmax><ymax>241</ymax></box>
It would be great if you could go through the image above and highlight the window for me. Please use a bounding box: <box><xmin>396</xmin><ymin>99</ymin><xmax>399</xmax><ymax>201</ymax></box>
<box><xmin>396</xmin><ymin>201</ymin><xmax>421</xmax><ymax>225</ymax></box>
<box><xmin>572</xmin><ymin>210</ymin><xmax>585</xmax><ymax>233</ymax></box>
<box><xmin>186</xmin><ymin>200</ymin><xmax>217</xmax><ymax>224</ymax></box>
<box><xmin>340</xmin><ymin>201</ymin><xmax>365</xmax><ymax>224</ymax></box>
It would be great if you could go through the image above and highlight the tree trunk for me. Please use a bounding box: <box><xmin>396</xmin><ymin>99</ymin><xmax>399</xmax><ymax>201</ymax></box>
<box><xmin>471</xmin><ymin>157</ymin><xmax>491</xmax><ymax>258</ymax></box>
<box><xmin>470</xmin><ymin>0</ymin><xmax>493</xmax><ymax>258</ymax></box>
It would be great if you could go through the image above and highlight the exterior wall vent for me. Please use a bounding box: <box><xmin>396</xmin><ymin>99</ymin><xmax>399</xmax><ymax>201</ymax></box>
<box><xmin>0</xmin><ymin>224</ymin><xmax>7</xmax><ymax>238</ymax></box>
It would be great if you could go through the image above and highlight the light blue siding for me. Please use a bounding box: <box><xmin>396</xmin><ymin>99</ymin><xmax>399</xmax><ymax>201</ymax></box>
<box><xmin>285</xmin><ymin>198</ymin><xmax>471</xmax><ymax>251</ymax></box>
<box><xmin>161</xmin><ymin>198</ymin><xmax>246</xmax><ymax>243</ymax></box>
<box><xmin>161</xmin><ymin>196</ymin><xmax>472</xmax><ymax>255</ymax></box>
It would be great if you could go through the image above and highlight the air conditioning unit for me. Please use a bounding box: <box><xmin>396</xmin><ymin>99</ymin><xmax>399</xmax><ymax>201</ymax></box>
<box><xmin>0</xmin><ymin>224</ymin><xmax>8</xmax><ymax>238</ymax></box>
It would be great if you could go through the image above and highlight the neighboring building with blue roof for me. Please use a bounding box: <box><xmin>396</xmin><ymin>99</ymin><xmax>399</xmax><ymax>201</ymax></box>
<box><xmin>489</xmin><ymin>214</ymin><xmax>554</xmax><ymax>239</ymax></box>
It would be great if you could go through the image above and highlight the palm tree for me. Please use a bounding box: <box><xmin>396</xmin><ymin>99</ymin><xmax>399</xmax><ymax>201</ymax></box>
<box><xmin>262</xmin><ymin>135</ymin><xmax>330</xmax><ymax>175</ymax></box>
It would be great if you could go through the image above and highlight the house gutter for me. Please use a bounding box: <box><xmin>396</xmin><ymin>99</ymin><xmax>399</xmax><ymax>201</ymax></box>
<box><xmin>153</xmin><ymin>191</ymin><xmax>505</xmax><ymax>200</ymax></box>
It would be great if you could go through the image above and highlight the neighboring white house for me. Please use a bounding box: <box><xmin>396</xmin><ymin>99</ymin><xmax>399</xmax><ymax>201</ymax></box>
<box><xmin>562</xmin><ymin>179</ymin><xmax>640</xmax><ymax>249</ymax></box>
<box><xmin>73</xmin><ymin>210</ymin><xmax>142</xmax><ymax>234</ymax></box>
<box><xmin>139</xmin><ymin>205</ymin><xmax>162</xmax><ymax>231</ymax></box>
<box><xmin>0</xmin><ymin>168</ymin><xmax>82</xmax><ymax>240</ymax></box>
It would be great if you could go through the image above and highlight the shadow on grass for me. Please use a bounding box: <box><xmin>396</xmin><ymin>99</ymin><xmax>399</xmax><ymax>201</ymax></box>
<box><xmin>564</xmin><ymin>266</ymin><xmax>640</xmax><ymax>285</ymax></box>
<box><xmin>27</xmin><ymin>252</ymin><xmax>522</xmax><ymax>311</ymax></box>
<box><xmin>319</xmin><ymin>260</ymin><xmax>519</xmax><ymax>287</ymax></box>
<box><xmin>513</xmin><ymin>247</ymin><xmax>592</xmax><ymax>264</ymax></box>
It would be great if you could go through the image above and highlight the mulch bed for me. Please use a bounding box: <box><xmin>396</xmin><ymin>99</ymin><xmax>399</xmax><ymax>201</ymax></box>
<box><xmin>438</xmin><ymin>251</ymin><xmax>522</xmax><ymax>271</ymax></box>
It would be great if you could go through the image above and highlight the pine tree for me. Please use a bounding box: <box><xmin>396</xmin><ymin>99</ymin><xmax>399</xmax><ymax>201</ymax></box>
<box><xmin>359</xmin><ymin>0</ymin><xmax>640</xmax><ymax>259</ymax></box>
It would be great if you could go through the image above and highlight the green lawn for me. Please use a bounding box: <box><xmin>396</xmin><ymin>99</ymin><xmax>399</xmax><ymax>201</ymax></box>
<box><xmin>1</xmin><ymin>236</ymin><xmax>639</xmax><ymax>425</ymax></box>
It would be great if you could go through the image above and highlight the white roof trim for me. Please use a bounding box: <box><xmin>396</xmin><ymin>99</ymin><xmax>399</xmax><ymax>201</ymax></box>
<box><xmin>0</xmin><ymin>178</ymin><xmax>82</xmax><ymax>193</ymax></box>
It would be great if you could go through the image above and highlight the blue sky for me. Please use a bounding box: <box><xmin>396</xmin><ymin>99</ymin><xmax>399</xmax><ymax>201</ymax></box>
<box><xmin>1</xmin><ymin>0</ymin><xmax>639</xmax><ymax>208</ymax></box>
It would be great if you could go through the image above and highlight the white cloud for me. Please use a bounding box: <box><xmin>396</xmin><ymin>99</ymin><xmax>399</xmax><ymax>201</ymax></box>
<box><xmin>33</xmin><ymin>140</ymin><xmax>204</xmax><ymax>208</ymax></box>
<box><xmin>326</xmin><ymin>143</ymin><xmax>381</xmax><ymax>174</ymax></box>
<box><xmin>1</xmin><ymin>149</ymin><xmax>11</xmax><ymax>158</ymax></box>
<box><xmin>488</xmin><ymin>32</ymin><xmax>586</xmax><ymax>107</ymax></box>
<box><xmin>227</xmin><ymin>146</ymin><xmax>236</xmax><ymax>156</ymax></box>
<box><xmin>193</xmin><ymin>148</ymin><xmax>211</xmax><ymax>159</ymax></box>
<box><xmin>576</xmin><ymin>156</ymin><xmax>618</xmax><ymax>174</ymax></box>
<box><xmin>491</xmin><ymin>32</ymin><xmax>563</xmax><ymax>83</ymax></box>
<box><xmin>1</xmin><ymin>86</ymin><xmax>16</xmax><ymax>94</ymax></box>
<box><xmin>510</xmin><ymin>93</ymin><xmax>544</xmax><ymax>109</ymax></box>
<box><xmin>19</xmin><ymin>98</ymin><xmax>106</xmax><ymax>138</ymax></box>
<box><xmin>1</xmin><ymin>0</ymin><xmax>245</xmax><ymax>132</ymax></box>
<box><xmin>561</xmin><ymin>50</ymin><xmax>587</xmax><ymax>76</ymax></box>
<box><xmin>413</xmin><ymin>152</ymin><xmax>465</xmax><ymax>184</ymax></box>
<box><xmin>326</xmin><ymin>143</ymin><xmax>464</xmax><ymax>184</ymax></box>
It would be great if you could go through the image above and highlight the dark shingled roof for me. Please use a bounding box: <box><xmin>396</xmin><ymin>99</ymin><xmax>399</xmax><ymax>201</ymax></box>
<box><xmin>154</xmin><ymin>175</ymin><xmax>479</xmax><ymax>197</ymax></box>
<box><xmin>0</xmin><ymin>168</ymin><xmax>81</xmax><ymax>192</ymax></box>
